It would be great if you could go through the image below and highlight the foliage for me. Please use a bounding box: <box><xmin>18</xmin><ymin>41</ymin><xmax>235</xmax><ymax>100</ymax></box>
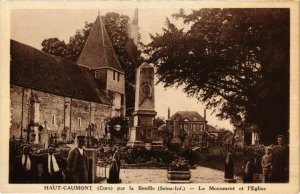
<box><xmin>241</xmin><ymin>144</ymin><xmax>265</xmax><ymax>173</ymax></box>
<box><xmin>106</xmin><ymin>116</ymin><xmax>129</xmax><ymax>140</ymax></box>
<box><xmin>121</xmin><ymin>147</ymin><xmax>177</xmax><ymax>166</ymax></box>
<box><xmin>178</xmin><ymin>128</ymin><xmax>187</xmax><ymax>147</ymax></box>
<box><xmin>168</xmin><ymin>157</ymin><xmax>189</xmax><ymax>171</ymax></box>
<box><xmin>41</xmin><ymin>12</ymin><xmax>137</xmax><ymax>116</ymax></box>
<box><xmin>216</xmin><ymin>128</ymin><xmax>234</xmax><ymax>147</ymax></box>
<box><xmin>146</xmin><ymin>9</ymin><xmax>289</xmax><ymax>144</ymax></box>
<box><xmin>162</xmin><ymin>129</ymin><xmax>173</xmax><ymax>149</ymax></box>
<box><xmin>153</xmin><ymin>117</ymin><xmax>165</xmax><ymax>128</ymax></box>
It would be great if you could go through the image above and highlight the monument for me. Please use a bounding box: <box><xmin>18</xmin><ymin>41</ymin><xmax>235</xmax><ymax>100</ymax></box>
<box><xmin>127</xmin><ymin>63</ymin><xmax>162</xmax><ymax>147</ymax></box>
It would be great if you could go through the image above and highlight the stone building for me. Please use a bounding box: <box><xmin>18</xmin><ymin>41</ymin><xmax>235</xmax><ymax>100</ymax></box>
<box><xmin>10</xmin><ymin>15</ymin><xmax>125</xmax><ymax>146</ymax></box>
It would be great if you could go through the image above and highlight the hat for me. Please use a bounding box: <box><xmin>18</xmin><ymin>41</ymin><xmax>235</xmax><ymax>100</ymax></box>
<box><xmin>48</xmin><ymin>144</ymin><xmax>56</xmax><ymax>149</ymax></box>
<box><xmin>277</xmin><ymin>135</ymin><xmax>285</xmax><ymax>139</ymax></box>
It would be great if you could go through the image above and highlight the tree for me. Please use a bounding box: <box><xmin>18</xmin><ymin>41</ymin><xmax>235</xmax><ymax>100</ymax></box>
<box><xmin>178</xmin><ymin>128</ymin><xmax>187</xmax><ymax>148</ymax></box>
<box><xmin>153</xmin><ymin>117</ymin><xmax>165</xmax><ymax>128</ymax></box>
<box><xmin>146</xmin><ymin>9</ymin><xmax>289</xmax><ymax>144</ymax></box>
<box><xmin>41</xmin><ymin>12</ymin><xmax>137</xmax><ymax>116</ymax></box>
<box><xmin>216</xmin><ymin>128</ymin><xmax>234</xmax><ymax>147</ymax></box>
<box><xmin>106</xmin><ymin>116</ymin><xmax>129</xmax><ymax>140</ymax></box>
<box><xmin>162</xmin><ymin>128</ymin><xmax>173</xmax><ymax>149</ymax></box>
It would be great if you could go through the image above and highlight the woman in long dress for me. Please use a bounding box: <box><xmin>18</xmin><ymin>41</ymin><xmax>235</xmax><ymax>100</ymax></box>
<box><xmin>108</xmin><ymin>146</ymin><xmax>120</xmax><ymax>183</ymax></box>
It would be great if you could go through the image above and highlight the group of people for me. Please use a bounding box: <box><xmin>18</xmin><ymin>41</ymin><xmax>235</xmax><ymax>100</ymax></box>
<box><xmin>261</xmin><ymin>135</ymin><xmax>289</xmax><ymax>183</ymax></box>
<box><xmin>12</xmin><ymin>135</ymin><xmax>121</xmax><ymax>184</ymax></box>
<box><xmin>12</xmin><ymin>143</ymin><xmax>66</xmax><ymax>183</ymax></box>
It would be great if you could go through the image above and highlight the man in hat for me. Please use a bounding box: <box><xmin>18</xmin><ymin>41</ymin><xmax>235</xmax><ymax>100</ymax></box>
<box><xmin>66</xmin><ymin>135</ymin><xmax>88</xmax><ymax>183</ymax></box>
<box><xmin>41</xmin><ymin>144</ymin><xmax>66</xmax><ymax>183</ymax></box>
<box><xmin>270</xmin><ymin>134</ymin><xmax>289</xmax><ymax>182</ymax></box>
<box><xmin>12</xmin><ymin>143</ymin><xmax>37</xmax><ymax>183</ymax></box>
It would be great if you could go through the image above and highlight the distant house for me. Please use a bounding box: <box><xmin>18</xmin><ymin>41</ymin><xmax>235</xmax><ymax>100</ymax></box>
<box><xmin>166</xmin><ymin>111</ymin><xmax>210</xmax><ymax>147</ymax></box>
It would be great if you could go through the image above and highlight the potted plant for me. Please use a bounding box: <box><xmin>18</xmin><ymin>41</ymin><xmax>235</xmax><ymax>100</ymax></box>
<box><xmin>167</xmin><ymin>157</ymin><xmax>191</xmax><ymax>183</ymax></box>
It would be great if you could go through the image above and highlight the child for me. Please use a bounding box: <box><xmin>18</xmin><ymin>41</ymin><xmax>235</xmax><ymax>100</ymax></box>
<box><xmin>261</xmin><ymin>146</ymin><xmax>273</xmax><ymax>183</ymax></box>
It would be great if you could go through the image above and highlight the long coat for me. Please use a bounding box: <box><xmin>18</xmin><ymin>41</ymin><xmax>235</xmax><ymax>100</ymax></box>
<box><xmin>13</xmin><ymin>154</ymin><xmax>37</xmax><ymax>183</ymax></box>
<box><xmin>108</xmin><ymin>150</ymin><xmax>120</xmax><ymax>183</ymax></box>
<box><xmin>66</xmin><ymin>147</ymin><xmax>88</xmax><ymax>183</ymax></box>
<box><xmin>40</xmin><ymin>153</ymin><xmax>66</xmax><ymax>183</ymax></box>
<box><xmin>270</xmin><ymin>145</ymin><xmax>289</xmax><ymax>182</ymax></box>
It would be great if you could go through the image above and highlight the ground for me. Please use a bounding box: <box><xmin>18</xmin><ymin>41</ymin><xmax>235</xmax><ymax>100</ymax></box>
<box><xmin>98</xmin><ymin>166</ymin><xmax>242</xmax><ymax>183</ymax></box>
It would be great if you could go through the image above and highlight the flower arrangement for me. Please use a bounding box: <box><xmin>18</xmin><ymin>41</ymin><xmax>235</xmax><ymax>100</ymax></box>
<box><xmin>168</xmin><ymin>157</ymin><xmax>189</xmax><ymax>171</ymax></box>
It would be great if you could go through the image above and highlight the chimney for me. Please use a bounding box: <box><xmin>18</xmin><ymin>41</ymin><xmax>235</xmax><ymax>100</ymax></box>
<box><xmin>204</xmin><ymin>109</ymin><xmax>206</xmax><ymax>121</ymax></box>
<box><xmin>168</xmin><ymin>107</ymin><xmax>170</xmax><ymax>119</ymax></box>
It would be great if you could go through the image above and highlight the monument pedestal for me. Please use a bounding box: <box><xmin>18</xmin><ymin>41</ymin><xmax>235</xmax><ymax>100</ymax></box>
<box><xmin>127</xmin><ymin>126</ymin><xmax>146</xmax><ymax>148</ymax></box>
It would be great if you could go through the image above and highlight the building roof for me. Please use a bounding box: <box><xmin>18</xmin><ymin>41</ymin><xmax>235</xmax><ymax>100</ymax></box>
<box><xmin>77</xmin><ymin>15</ymin><xmax>124</xmax><ymax>72</ymax></box>
<box><xmin>10</xmin><ymin>39</ymin><xmax>111</xmax><ymax>105</ymax></box>
<box><xmin>169</xmin><ymin>111</ymin><xmax>206</xmax><ymax>122</ymax></box>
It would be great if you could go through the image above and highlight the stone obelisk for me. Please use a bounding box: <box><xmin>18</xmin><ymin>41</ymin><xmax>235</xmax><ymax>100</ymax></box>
<box><xmin>127</xmin><ymin>63</ymin><xmax>158</xmax><ymax>147</ymax></box>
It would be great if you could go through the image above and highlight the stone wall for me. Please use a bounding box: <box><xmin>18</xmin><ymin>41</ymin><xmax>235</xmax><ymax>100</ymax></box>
<box><xmin>10</xmin><ymin>85</ymin><xmax>112</xmax><ymax>142</ymax></box>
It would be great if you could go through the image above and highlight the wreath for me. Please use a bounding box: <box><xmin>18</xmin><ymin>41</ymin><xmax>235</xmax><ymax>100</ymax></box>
<box><xmin>106</xmin><ymin>117</ymin><xmax>129</xmax><ymax>139</ymax></box>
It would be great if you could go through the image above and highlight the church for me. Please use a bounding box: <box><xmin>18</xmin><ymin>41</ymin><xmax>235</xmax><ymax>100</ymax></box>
<box><xmin>10</xmin><ymin>15</ymin><xmax>125</xmax><ymax>146</ymax></box>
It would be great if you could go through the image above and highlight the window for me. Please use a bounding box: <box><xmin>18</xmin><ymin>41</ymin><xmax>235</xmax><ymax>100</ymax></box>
<box><xmin>95</xmin><ymin>70</ymin><xmax>100</xmax><ymax>79</ymax></box>
<box><xmin>113</xmin><ymin>71</ymin><xmax>119</xmax><ymax>82</ymax></box>
<box><xmin>78</xmin><ymin>118</ymin><xmax>81</xmax><ymax>127</ymax></box>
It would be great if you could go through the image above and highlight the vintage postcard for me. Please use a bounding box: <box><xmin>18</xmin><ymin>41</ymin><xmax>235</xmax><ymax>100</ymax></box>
<box><xmin>0</xmin><ymin>1</ymin><xmax>299</xmax><ymax>193</ymax></box>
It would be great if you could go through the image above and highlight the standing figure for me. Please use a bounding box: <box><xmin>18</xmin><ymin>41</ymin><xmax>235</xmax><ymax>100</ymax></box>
<box><xmin>270</xmin><ymin>135</ymin><xmax>289</xmax><ymax>183</ymax></box>
<box><xmin>261</xmin><ymin>146</ymin><xmax>273</xmax><ymax>183</ymax></box>
<box><xmin>108</xmin><ymin>145</ymin><xmax>120</xmax><ymax>183</ymax></box>
<box><xmin>41</xmin><ymin>144</ymin><xmax>66</xmax><ymax>183</ymax></box>
<box><xmin>66</xmin><ymin>135</ymin><xmax>88</xmax><ymax>183</ymax></box>
<box><xmin>12</xmin><ymin>144</ymin><xmax>37</xmax><ymax>183</ymax></box>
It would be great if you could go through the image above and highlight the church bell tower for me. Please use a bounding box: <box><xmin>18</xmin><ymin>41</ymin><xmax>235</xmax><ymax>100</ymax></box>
<box><xmin>77</xmin><ymin>14</ymin><xmax>125</xmax><ymax>117</ymax></box>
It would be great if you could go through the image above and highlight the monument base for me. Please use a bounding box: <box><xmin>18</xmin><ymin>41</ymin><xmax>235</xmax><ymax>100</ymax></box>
<box><xmin>127</xmin><ymin>126</ymin><xmax>144</xmax><ymax>148</ymax></box>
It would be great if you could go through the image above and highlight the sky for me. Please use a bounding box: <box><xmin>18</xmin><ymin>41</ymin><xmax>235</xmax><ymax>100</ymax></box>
<box><xmin>11</xmin><ymin>9</ymin><xmax>234</xmax><ymax>130</ymax></box>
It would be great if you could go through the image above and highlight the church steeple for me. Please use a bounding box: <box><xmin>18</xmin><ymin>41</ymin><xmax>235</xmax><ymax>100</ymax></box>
<box><xmin>78</xmin><ymin>14</ymin><xmax>126</xmax><ymax>117</ymax></box>
<box><xmin>77</xmin><ymin>14</ymin><xmax>124</xmax><ymax>72</ymax></box>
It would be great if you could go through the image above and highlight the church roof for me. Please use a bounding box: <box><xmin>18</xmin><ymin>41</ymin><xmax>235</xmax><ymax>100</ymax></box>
<box><xmin>10</xmin><ymin>39</ymin><xmax>111</xmax><ymax>105</ymax></box>
<box><xmin>169</xmin><ymin>111</ymin><xmax>206</xmax><ymax>122</ymax></box>
<box><xmin>77</xmin><ymin>15</ymin><xmax>124</xmax><ymax>72</ymax></box>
